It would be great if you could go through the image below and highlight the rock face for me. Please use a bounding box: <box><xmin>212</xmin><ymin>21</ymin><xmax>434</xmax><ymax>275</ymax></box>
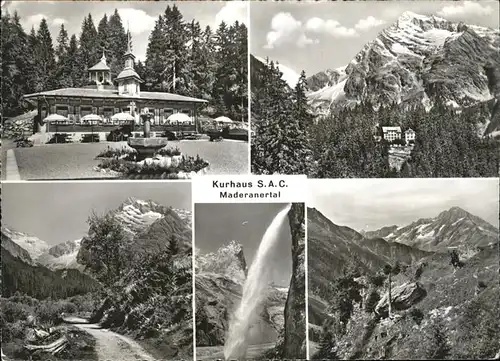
<box><xmin>1</xmin><ymin>230</ymin><xmax>34</xmax><ymax>265</ymax></box>
<box><xmin>2</xmin><ymin>227</ymin><xmax>50</xmax><ymax>260</ymax></box>
<box><xmin>195</xmin><ymin>241</ymin><xmax>287</xmax><ymax>348</ymax></box>
<box><xmin>2</xmin><ymin>110</ymin><xmax>37</xmax><ymax>138</ymax></box>
<box><xmin>375</xmin><ymin>282</ymin><xmax>427</xmax><ymax>316</ymax></box>
<box><xmin>306</xmin><ymin>11</ymin><xmax>500</xmax><ymax>134</ymax></box>
<box><xmin>196</xmin><ymin>240</ymin><xmax>248</xmax><ymax>284</ymax></box>
<box><xmin>282</xmin><ymin>203</ymin><xmax>307</xmax><ymax>358</ymax></box>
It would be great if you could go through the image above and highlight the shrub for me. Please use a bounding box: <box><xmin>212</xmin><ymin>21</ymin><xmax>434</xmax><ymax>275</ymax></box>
<box><xmin>81</xmin><ymin>134</ymin><xmax>100</xmax><ymax>143</ymax></box>
<box><xmin>156</xmin><ymin>146</ymin><xmax>181</xmax><ymax>157</ymax></box>
<box><xmin>0</xmin><ymin>300</ymin><xmax>32</xmax><ymax>323</ymax></box>
<box><xmin>410</xmin><ymin>308</ymin><xmax>424</xmax><ymax>325</ymax></box>
<box><xmin>36</xmin><ymin>300</ymin><xmax>77</xmax><ymax>325</ymax></box>
<box><xmin>47</xmin><ymin>133</ymin><xmax>71</xmax><ymax>144</ymax></box>
<box><xmin>368</xmin><ymin>273</ymin><xmax>386</xmax><ymax>287</ymax></box>
<box><xmin>365</xmin><ymin>290</ymin><xmax>381</xmax><ymax>313</ymax></box>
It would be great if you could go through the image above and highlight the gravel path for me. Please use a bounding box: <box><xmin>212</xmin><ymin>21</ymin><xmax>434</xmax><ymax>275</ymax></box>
<box><xmin>9</xmin><ymin>140</ymin><xmax>248</xmax><ymax>180</ymax></box>
<box><xmin>64</xmin><ymin>317</ymin><xmax>155</xmax><ymax>361</ymax></box>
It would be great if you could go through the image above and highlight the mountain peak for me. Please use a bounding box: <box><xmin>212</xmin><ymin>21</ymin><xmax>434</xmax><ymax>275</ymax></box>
<box><xmin>440</xmin><ymin>206</ymin><xmax>471</xmax><ymax>219</ymax></box>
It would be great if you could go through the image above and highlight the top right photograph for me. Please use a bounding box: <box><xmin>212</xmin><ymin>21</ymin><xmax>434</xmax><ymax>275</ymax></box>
<box><xmin>250</xmin><ymin>0</ymin><xmax>500</xmax><ymax>178</ymax></box>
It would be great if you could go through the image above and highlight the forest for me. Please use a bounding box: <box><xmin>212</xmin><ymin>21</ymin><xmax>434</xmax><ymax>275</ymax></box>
<box><xmin>1</xmin><ymin>5</ymin><xmax>247</xmax><ymax>121</ymax></box>
<box><xmin>251</xmin><ymin>60</ymin><xmax>500</xmax><ymax>177</ymax></box>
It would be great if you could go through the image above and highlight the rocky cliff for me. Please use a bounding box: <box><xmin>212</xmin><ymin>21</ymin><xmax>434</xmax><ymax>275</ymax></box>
<box><xmin>282</xmin><ymin>203</ymin><xmax>307</xmax><ymax>358</ymax></box>
<box><xmin>306</xmin><ymin>11</ymin><xmax>500</xmax><ymax>135</ymax></box>
<box><xmin>195</xmin><ymin>241</ymin><xmax>286</xmax><ymax>348</ymax></box>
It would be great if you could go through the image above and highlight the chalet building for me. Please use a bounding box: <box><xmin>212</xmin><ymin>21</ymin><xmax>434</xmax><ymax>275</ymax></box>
<box><xmin>382</xmin><ymin>126</ymin><xmax>402</xmax><ymax>142</ymax></box>
<box><xmin>405</xmin><ymin>128</ymin><xmax>416</xmax><ymax>144</ymax></box>
<box><xmin>23</xmin><ymin>34</ymin><xmax>207</xmax><ymax>134</ymax></box>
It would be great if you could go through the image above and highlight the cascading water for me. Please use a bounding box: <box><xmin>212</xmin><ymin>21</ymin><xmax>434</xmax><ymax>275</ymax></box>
<box><xmin>224</xmin><ymin>203</ymin><xmax>292</xmax><ymax>361</ymax></box>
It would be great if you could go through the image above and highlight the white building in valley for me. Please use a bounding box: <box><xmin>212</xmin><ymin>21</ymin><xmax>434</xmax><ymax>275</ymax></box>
<box><xmin>405</xmin><ymin>128</ymin><xmax>416</xmax><ymax>144</ymax></box>
<box><xmin>382</xmin><ymin>126</ymin><xmax>402</xmax><ymax>142</ymax></box>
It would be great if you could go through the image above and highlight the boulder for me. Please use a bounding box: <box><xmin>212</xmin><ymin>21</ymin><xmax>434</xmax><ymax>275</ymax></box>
<box><xmin>375</xmin><ymin>282</ymin><xmax>426</xmax><ymax>316</ymax></box>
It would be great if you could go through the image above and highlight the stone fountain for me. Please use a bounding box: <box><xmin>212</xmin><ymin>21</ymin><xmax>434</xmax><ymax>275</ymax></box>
<box><xmin>127</xmin><ymin>110</ymin><xmax>168</xmax><ymax>161</ymax></box>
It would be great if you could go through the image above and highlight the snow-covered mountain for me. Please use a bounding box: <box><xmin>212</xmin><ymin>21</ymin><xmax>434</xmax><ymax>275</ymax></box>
<box><xmin>371</xmin><ymin>206</ymin><xmax>499</xmax><ymax>254</ymax></box>
<box><xmin>2</xmin><ymin>227</ymin><xmax>49</xmax><ymax>260</ymax></box>
<box><xmin>2</xmin><ymin>198</ymin><xmax>191</xmax><ymax>271</ymax></box>
<box><xmin>113</xmin><ymin>197</ymin><xmax>192</xmax><ymax>236</ymax></box>
<box><xmin>37</xmin><ymin>239</ymin><xmax>83</xmax><ymax>271</ymax></box>
<box><xmin>306</xmin><ymin>11</ymin><xmax>500</xmax><ymax>124</ymax></box>
<box><xmin>254</xmin><ymin>55</ymin><xmax>300</xmax><ymax>88</ymax></box>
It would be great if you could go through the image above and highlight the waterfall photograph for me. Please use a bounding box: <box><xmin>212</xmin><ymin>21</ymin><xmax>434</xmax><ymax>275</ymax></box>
<box><xmin>1</xmin><ymin>182</ymin><xmax>193</xmax><ymax>361</ymax></box>
<box><xmin>194</xmin><ymin>203</ymin><xmax>306</xmax><ymax>360</ymax></box>
<box><xmin>307</xmin><ymin>178</ymin><xmax>499</xmax><ymax>360</ymax></box>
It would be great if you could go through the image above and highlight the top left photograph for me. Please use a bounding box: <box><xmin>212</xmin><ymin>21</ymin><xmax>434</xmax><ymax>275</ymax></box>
<box><xmin>1</xmin><ymin>1</ymin><xmax>249</xmax><ymax>180</ymax></box>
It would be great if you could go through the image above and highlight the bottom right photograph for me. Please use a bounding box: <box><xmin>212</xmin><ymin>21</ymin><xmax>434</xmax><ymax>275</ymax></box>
<box><xmin>307</xmin><ymin>178</ymin><xmax>499</xmax><ymax>360</ymax></box>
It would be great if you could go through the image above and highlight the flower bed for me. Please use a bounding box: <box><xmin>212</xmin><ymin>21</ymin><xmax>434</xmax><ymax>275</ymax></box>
<box><xmin>95</xmin><ymin>146</ymin><xmax>137</xmax><ymax>160</ymax></box>
<box><xmin>95</xmin><ymin>154</ymin><xmax>209</xmax><ymax>179</ymax></box>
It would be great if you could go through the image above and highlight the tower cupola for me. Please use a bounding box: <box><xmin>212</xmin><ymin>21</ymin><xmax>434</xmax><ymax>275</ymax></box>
<box><xmin>88</xmin><ymin>50</ymin><xmax>112</xmax><ymax>88</ymax></box>
<box><xmin>116</xmin><ymin>31</ymin><xmax>143</xmax><ymax>96</ymax></box>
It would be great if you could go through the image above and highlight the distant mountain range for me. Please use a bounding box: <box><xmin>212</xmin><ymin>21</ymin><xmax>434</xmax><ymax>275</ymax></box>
<box><xmin>307</xmin><ymin>204</ymin><xmax>499</xmax><ymax>359</ymax></box>
<box><xmin>2</xmin><ymin>197</ymin><xmax>192</xmax><ymax>271</ymax></box>
<box><xmin>304</xmin><ymin>11</ymin><xmax>500</xmax><ymax>130</ymax></box>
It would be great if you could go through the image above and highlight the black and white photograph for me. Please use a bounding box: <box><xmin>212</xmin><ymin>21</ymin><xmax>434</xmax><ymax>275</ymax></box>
<box><xmin>1</xmin><ymin>182</ymin><xmax>193</xmax><ymax>360</ymax></box>
<box><xmin>1</xmin><ymin>1</ymin><xmax>248</xmax><ymax>180</ymax></box>
<box><xmin>250</xmin><ymin>0</ymin><xmax>500</xmax><ymax>177</ymax></box>
<box><xmin>307</xmin><ymin>178</ymin><xmax>499</xmax><ymax>359</ymax></box>
<box><xmin>194</xmin><ymin>203</ymin><xmax>306</xmax><ymax>360</ymax></box>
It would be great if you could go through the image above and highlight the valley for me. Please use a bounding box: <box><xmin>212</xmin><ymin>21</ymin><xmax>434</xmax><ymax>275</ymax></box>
<box><xmin>251</xmin><ymin>9</ymin><xmax>500</xmax><ymax>177</ymax></box>
<box><xmin>308</xmin><ymin>203</ymin><xmax>499</xmax><ymax>360</ymax></box>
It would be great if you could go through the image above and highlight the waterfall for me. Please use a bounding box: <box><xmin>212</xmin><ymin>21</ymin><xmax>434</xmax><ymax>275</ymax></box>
<box><xmin>224</xmin><ymin>203</ymin><xmax>292</xmax><ymax>361</ymax></box>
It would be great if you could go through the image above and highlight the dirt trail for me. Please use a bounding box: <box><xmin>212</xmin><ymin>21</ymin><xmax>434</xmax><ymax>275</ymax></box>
<box><xmin>63</xmin><ymin>317</ymin><xmax>156</xmax><ymax>361</ymax></box>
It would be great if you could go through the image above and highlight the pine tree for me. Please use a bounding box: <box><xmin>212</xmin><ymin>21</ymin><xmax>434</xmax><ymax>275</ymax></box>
<box><xmin>97</xmin><ymin>14</ymin><xmax>110</xmax><ymax>54</ymax></box>
<box><xmin>107</xmin><ymin>9</ymin><xmax>127</xmax><ymax>78</ymax></box>
<box><xmin>78</xmin><ymin>14</ymin><xmax>99</xmax><ymax>84</ymax></box>
<box><xmin>36</xmin><ymin>18</ymin><xmax>57</xmax><ymax>90</ymax></box>
<box><xmin>55</xmin><ymin>24</ymin><xmax>72</xmax><ymax>88</ymax></box>
<box><xmin>1</xmin><ymin>11</ymin><xmax>30</xmax><ymax>116</ymax></box>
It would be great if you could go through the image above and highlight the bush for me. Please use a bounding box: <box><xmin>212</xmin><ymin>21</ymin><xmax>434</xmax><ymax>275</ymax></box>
<box><xmin>81</xmin><ymin>134</ymin><xmax>100</xmax><ymax>143</ymax></box>
<box><xmin>368</xmin><ymin>273</ymin><xmax>386</xmax><ymax>287</ymax></box>
<box><xmin>365</xmin><ymin>290</ymin><xmax>381</xmax><ymax>313</ymax></box>
<box><xmin>0</xmin><ymin>299</ymin><xmax>33</xmax><ymax>323</ymax></box>
<box><xmin>410</xmin><ymin>308</ymin><xmax>424</xmax><ymax>325</ymax></box>
<box><xmin>95</xmin><ymin>146</ymin><xmax>136</xmax><ymax>159</ymax></box>
<box><xmin>36</xmin><ymin>300</ymin><xmax>77</xmax><ymax>325</ymax></box>
<box><xmin>156</xmin><ymin>146</ymin><xmax>181</xmax><ymax>157</ymax></box>
<box><xmin>47</xmin><ymin>133</ymin><xmax>71</xmax><ymax>144</ymax></box>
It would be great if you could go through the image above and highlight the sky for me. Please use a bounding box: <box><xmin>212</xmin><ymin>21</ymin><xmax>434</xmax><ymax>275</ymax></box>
<box><xmin>308</xmin><ymin>178</ymin><xmax>499</xmax><ymax>232</ymax></box>
<box><xmin>195</xmin><ymin>203</ymin><xmax>293</xmax><ymax>286</ymax></box>
<box><xmin>4</xmin><ymin>0</ymin><xmax>248</xmax><ymax>61</ymax></box>
<box><xmin>1</xmin><ymin>181</ymin><xmax>191</xmax><ymax>245</ymax></box>
<box><xmin>250</xmin><ymin>0</ymin><xmax>500</xmax><ymax>76</ymax></box>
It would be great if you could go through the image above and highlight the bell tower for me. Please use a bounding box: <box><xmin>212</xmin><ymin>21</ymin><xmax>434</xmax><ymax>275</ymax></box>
<box><xmin>116</xmin><ymin>31</ymin><xmax>143</xmax><ymax>96</ymax></box>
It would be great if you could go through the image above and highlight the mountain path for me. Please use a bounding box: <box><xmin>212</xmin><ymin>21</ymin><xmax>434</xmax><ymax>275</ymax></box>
<box><xmin>63</xmin><ymin>317</ymin><xmax>156</xmax><ymax>361</ymax></box>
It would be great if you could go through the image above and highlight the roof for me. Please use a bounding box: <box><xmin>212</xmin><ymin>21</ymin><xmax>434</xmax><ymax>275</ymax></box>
<box><xmin>382</xmin><ymin>126</ymin><xmax>402</xmax><ymax>132</ymax></box>
<box><xmin>405</xmin><ymin>128</ymin><xmax>415</xmax><ymax>132</ymax></box>
<box><xmin>88</xmin><ymin>60</ymin><xmax>110</xmax><ymax>71</ymax></box>
<box><xmin>22</xmin><ymin>88</ymin><xmax>208</xmax><ymax>104</ymax></box>
<box><xmin>116</xmin><ymin>68</ymin><xmax>142</xmax><ymax>82</ymax></box>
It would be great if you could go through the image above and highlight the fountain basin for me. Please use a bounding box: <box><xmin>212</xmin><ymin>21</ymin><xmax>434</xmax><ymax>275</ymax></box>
<box><xmin>128</xmin><ymin>137</ymin><xmax>169</xmax><ymax>160</ymax></box>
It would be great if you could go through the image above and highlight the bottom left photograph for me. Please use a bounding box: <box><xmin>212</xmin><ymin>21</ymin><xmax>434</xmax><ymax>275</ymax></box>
<box><xmin>1</xmin><ymin>182</ymin><xmax>193</xmax><ymax>361</ymax></box>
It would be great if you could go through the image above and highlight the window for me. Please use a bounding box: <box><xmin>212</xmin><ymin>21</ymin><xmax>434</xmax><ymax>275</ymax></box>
<box><xmin>80</xmin><ymin>106</ymin><xmax>92</xmax><ymax>117</ymax></box>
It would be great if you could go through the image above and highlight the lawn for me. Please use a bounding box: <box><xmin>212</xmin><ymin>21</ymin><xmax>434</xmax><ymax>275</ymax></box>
<box><xmin>5</xmin><ymin>140</ymin><xmax>248</xmax><ymax>180</ymax></box>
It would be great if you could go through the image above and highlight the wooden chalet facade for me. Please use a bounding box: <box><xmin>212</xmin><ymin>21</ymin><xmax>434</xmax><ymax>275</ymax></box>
<box><xmin>23</xmin><ymin>34</ymin><xmax>207</xmax><ymax>134</ymax></box>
